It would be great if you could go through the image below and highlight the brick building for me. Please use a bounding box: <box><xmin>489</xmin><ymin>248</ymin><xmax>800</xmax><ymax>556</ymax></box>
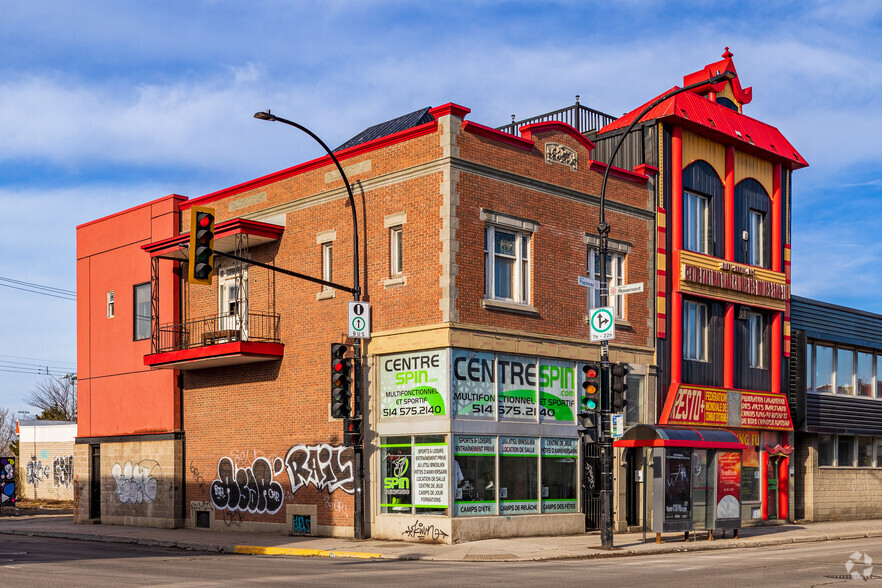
<box><xmin>18</xmin><ymin>420</ymin><xmax>77</xmax><ymax>501</ymax></box>
<box><xmin>75</xmin><ymin>102</ymin><xmax>657</xmax><ymax>541</ymax></box>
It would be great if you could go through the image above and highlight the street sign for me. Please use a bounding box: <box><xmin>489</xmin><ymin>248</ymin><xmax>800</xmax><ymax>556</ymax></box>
<box><xmin>589</xmin><ymin>306</ymin><xmax>615</xmax><ymax>342</ymax></box>
<box><xmin>611</xmin><ymin>414</ymin><xmax>624</xmax><ymax>438</ymax></box>
<box><xmin>609</xmin><ymin>282</ymin><xmax>644</xmax><ymax>296</ymax></box>
<box><xmin>578</xmin><ymin>276</ymin><xmax>601</xmax><ymax>289</ymax></box>
<box><xmin>348</xmin><ymin>301</ymin><xmax>371</xmax><ymax>339</ymax></box>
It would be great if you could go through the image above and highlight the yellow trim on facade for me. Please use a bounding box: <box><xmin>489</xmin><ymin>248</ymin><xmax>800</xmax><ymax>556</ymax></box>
<box><xmin>734</xmin><ymin>150</ymin><xmax>773</xmax><ymax>196</ymax></box>
<box><xmin>678</xmin><ymin>250</ymin><xmax>788</xmax><ymax>311</ymax></box>
<box><xmin>682</xmin><ymin>130</ymin><xmax>725</xmax><ymax>181</ymax></box>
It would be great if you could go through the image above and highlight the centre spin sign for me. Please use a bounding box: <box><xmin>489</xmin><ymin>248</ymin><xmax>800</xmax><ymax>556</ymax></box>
<box><xmin>380</xmin><ymin>350</ymin><xmax>448</xmax><ymax>419</ymax></box>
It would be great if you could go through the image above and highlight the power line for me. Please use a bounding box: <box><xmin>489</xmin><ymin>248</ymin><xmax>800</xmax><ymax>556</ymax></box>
<box><xmin>0</xmin><ymin>276</ymin><xmax>76</xmax><ymax>301</ymax></box>
<box><xmin>0</xmin><ymin>366</ymin><xmax>70</xmax><ymax>376</ymax></box>
<box><xmin>0</xmin><ymin>354</ymin><xmax>76</xmax><ymax>367</ymax></box>
<box><xmin>0</xmin><ymin>360</ymin><xmax>75</xmax><ymax>373</ymax></box>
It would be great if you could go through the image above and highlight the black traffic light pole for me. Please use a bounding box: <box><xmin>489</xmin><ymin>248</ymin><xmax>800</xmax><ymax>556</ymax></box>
<box><xmin>253</xmin><ymin>111</ymin><xmax>365</xmax><ymax>541</ymax></box>
<box><xmin>595</xmin><ymin>70</ymin><xmax>736</xmax><ymax>549</ymax></box>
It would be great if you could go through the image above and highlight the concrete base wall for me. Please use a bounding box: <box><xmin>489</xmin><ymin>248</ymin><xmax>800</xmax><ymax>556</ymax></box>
<box><xmin>373</xmin><ymin>513</ymin><xmax>583</xmax><ymax>544</ymax></box>
<box><xmin>74</xmin><ymin>439</ymin><xmax>183</xmax><ymax>528</ymax></box>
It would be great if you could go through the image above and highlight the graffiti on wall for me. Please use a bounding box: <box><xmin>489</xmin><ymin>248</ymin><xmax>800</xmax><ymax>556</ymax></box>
<box><xmin>0</xmin><ymin>457</ymin><xmax>15</xmax><ymax>505</ymax></box>
<box><xmin>111</xmin><ymin>460</ymin><xmax>161</xmax><ymax>504</ymax></box>
<box><xmin>26</xmin><ymin>456</ymin><xmax>50</xmax><ymax>486</ymax></box>
<box><xmin>209</xmin><ymin>456</ymin><xmax>285</xmax><ymax>515</ymax></box>
<box><xmin>285</xmin><ymin>444</ymin><xmax>354</xmax><ymax>495</ymax></box>
<box><xmin>53</xmin><ymin>455</ymin><xmax>74</xmax><ymax>488</ymax></box>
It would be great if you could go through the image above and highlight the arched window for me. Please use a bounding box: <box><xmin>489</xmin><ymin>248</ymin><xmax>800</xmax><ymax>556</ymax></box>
<box><xmin>735</xmin><ymin>178</ymin><xmax>771</xmax><ymax>268</ymax></box>
<box><xmin>682</xmin><ymin>160</ymin><xmax>724</xmax><ymax>258</ymax></box>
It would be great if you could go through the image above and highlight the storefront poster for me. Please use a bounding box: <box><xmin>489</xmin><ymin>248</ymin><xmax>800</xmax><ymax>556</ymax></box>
<box><xmin>537</xmin><ymin>359</ymin><xmax>577</xmax><ymax>423</ymax></box>
<box><xmin>500</xmin><ymin>436</ymin><xmax>539</xmax><ymax>515</ymax></box>
<box><xmin>381</xmin><ymin>449</ymin><xmax>412</xmax><ymax>511</ymax></box>
<box><xmin>497</xmin><ymin>355</ymin><xmax>538</xmax><ymax>420</ymax></box>
<box><xmin>380</xmin><ymin>350</ymin><xmax>448</xmax><ymax>418</ymax></box>
<box><xmin>453</xmin><ymin>435</ymin><xmax>496</xmax><ymax>456</ymax></box>
<box><xmin>453</xmin><ymin>435</ymin><xmax>496</xmax><ymax>517</ymax></box>
<box><xmin>500</xmin><ymin>437</ymin><xmax>539</xmax><ymax>456</ymax></box>
<box><xmin>665</xmin><ymin>449</ymin><xmax>692</xmax><ymax>521</ymax></box>
<box><xmin>715</xmin><ymin>451</ymin><xmax>742</xmax><ymax>520</ymax></box>
<box><xmin>413</xmin><ymin>443</ymin><xmax>449</xmax><ymax>508</ymax></box>
<box><xmin>664</xmin><ymin>385</ymin><xmax>793</xmax><ymax>430</ymax></box>
<box><xmin>541</xmin><ymin>438</ymin><xmax>578</xmax><ymax>513</ymax></box>
<box><xmin>451</xmin><ymin>350</ymin><xmax>496</xmax><ymax>418</ymax></box>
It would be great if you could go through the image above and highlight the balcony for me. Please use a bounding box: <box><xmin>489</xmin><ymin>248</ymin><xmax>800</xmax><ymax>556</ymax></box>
<box><xmin>144</xmin><ymin>311</ymin><xmax>284</xmax><ymax>370</ymax></box>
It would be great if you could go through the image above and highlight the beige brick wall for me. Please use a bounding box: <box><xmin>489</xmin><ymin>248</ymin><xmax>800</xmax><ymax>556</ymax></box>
<box><xmin>19</xmin><ymin>441</ymin><xmax>75</xmax><ymax>501</ymax></box>
<box><xmin>798</xmin><ymin>434</ymin><xmax>882</xmax><ymax>521</ymax></box>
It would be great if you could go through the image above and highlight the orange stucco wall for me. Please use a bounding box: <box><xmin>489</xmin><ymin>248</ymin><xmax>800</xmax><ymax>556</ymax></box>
<box><xmin>76</xmin><ymin>195</ymin><xmax>184</xmax><ymax>437</ymax></box>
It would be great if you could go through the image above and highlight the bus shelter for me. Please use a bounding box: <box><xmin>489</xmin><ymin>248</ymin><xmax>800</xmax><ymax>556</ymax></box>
<box><xmin>614</xmin><ymin>425</ymin><xmax>747</xmax><ymax>540</ymax></box>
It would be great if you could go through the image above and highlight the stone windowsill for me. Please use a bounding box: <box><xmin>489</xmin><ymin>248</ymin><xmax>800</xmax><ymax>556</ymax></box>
<box><xmin>482</xmin><ymin>298</ymin><xmax>539</xmax><ymax>315</ymax></box>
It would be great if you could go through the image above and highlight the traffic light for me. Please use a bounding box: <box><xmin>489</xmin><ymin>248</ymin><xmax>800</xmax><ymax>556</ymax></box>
<box><xmin>188</xmin><ymin>206</ymin><xmax>215</xmax><ymax>285</ymax></box>
<box><xmin>331</xmin><ymin>343</ymin><xmax>352</xmax><ymax>419</ymax></box>
<box><xmin>612</xmin><ymin>362</ymin><xmax>630</xmax><ymax>412</ymax></box>
<box><xmin>580</xmin><ymin>362</ymin><xmax>601</xmax><ymax>414</ymax></box>
<box><xmin>344</xmin><ymin>416</ymin><xmax>363</xmax><ymax>447</ymax></box>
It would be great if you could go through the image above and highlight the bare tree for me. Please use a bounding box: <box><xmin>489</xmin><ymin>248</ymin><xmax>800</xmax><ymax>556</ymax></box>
<box><xmin>25</xmin><ymin>376</ymin><xmax>77</xmax><ymax>421</ymax></box>
<box><xmin>0</xmin><ymin>408</ymin><xmax>15</xmax><ymax>455</ymax></box>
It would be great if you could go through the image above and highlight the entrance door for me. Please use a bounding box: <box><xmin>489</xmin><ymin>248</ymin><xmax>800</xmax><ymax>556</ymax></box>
<box><xmin>90</xmin><ymin>445</ymin><xmax>101</xmax><ymax>520</ymax></box>
<box><xmin>624</xmin><ymin>449</ymin><xmax>638</xmax><ymax>526</ymax></box>
<box><xmin>766</xmin><ymin>456</ymin><xmax>779</xmax><ymax>519</ymax></box>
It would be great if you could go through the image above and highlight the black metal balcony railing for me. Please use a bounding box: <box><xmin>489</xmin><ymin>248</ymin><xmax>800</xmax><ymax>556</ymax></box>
<box><xmin>496</xmin><ymin>101</ymin><xmax>617</xmax><ymax>136</ymax></box>
<box><xmin>155</xmin><ymin>311</ymin><xmax>281</xmax><ymax>354</ymax></box>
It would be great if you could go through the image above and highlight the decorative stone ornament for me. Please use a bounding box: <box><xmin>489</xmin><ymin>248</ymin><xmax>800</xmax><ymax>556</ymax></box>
<box><xmin>544</xmin><ymin>142</ymin><xmax>578</xmax><ymax>171</ymax></box>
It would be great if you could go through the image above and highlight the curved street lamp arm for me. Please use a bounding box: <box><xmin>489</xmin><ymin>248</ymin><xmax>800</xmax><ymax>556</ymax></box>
<box><xmin>254</xmin><ymin>111</ymin><xmax>361</xmax><ymax>301</ymax></box>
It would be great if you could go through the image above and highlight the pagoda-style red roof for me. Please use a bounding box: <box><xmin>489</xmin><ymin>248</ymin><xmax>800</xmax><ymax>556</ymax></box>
<box><xmin>600</xmin><ymin>50</ymin><xmax>807</xmax><ymax>170</ymax></box>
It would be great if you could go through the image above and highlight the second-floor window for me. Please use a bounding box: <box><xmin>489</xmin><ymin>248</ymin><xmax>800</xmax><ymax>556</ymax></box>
<box><xmin>322</xmin><ymin>242</ymin><xmax>333</xmax><ymax>291</ymax></box>
<box><xmin>485</xmin><ymin>225</ymin><xmax>530</xmax><ymax>303</ymax></box>
<box><xmin>748</xmin><ymin>311</ymin><xmax>765</xmax><ymax>368</ymax></box>
<box><xmin>133</xmin><ymin>283</ymin><xmax>151</xmax><ymax>341</ymax></box>
<box><xmin>587</xmin><ymin>249</ymin><xmax>625</xmax><ymax>319</ymax></box>
<box><xmin>390</xmin><ymin>225</ymin><xmax>403</xmax><ymax>277</ymax></box>
<box><xmin>684</xmin><ymin>191</ymin><xmax>711</xmax><ymax>255</ymax></box>
<box><xmin>684</xmin><ymin>300</ymin><xmax>708</xmax><ymax>361</ymax></box>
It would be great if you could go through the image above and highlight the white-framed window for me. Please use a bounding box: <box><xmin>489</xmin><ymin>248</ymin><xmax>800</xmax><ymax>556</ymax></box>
<box><xmin>748</xmin><ymin>311</ymin><xmax>765</xmax><ymax>368</ymax></box>
<box><xmin>684</xmin><ymin>191</ymin><xmax>711</xmax><ymax>254</ymax></box>
<box><xmin>684</xmin><ymin>300</ymin><xmax>708</xmax><ymax>361</ymax></box>
<box><xmin>133</xmin><ymin>283</ymin><xmax>151</xmax><ymax>341</ymax></box>
<box><xmin>322</xmin><ymin>242</ymin><xmax>333</xmax><ymax>290</ymax></box>
<box><xmin>806</xmin><ymin>341</ymin><xmax>882</xmax><ymax>398</ymax></box>
<box><xmin>106</xmin><ymin>291</ymin><xmax>115</xmax><ymax>318</ymax></box>
<box><xmin>586</xmin><ymin>247</ymin><xmax>626</xmax><ymax>319</ymax></box>
<box><xmin>484</xmin><ymin>225</ymin><xmax>530</xmax><ymax>303</ymax></box>
<box><xmin>747</xmin><ymin>209</ymin><xmax>766</xmax><ymax>267</ymax></box>
<box><xmin>390</xmin><ymin>225</ymin><xmax>403</xmax><ymax>277</ymax></box>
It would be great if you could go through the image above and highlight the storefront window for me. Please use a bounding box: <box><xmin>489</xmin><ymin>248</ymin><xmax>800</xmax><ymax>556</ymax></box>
<box><xmin>836</xmin><ymin>349</ymin><xmax>855</xmax><ymax>394</ymax></box>
<box><xmin>541</xmin><ymin>438</ymin><xmax>578</xmax><ymax>513</ymax></box>
<box><xmin>379</xmin><ymin>435</ymin><xmax>449</xmax><ymax>516</ymax></box>
<box><xmin>815</xmin><ymin>345</ymin><xmax>833</xmax><ymax>393</ymax></box>
<box><xmin>499</xmin><ymin>437</ymin><xmax>538</xmax><ymax>515</ymax></box>
<box><xmin>877</xmin><ymin>439</ymin><xmax>882</xmax><ymax>467</ymax></box>
<box><xmin>380</xmin><ymin>436</ymin><xmax>413</xmax><ymax>514</ymax></box>
<box><xmin>837</xmin><ymin>436</ymin><xmax>855</xmax><ymax>467</ymax></box>
<box><xmin>805</xmin><ymin>342</ymin><xmax>813</xmax><ymax>391</ymax></box>
<box><xmin>857</xmin><ymin>437</ymin><xmax>874</xmax><ymax>467</ymax></box>
<box><xmin>877</xmin><ymin>356</ymin><xmax>882</xmax><ymax>398</ymax></box>
<box><xmin>739</xmin><ymin>432</ymin><xmax>760</xmax><ymax>502</ymax></box>
<box><xmin>818</xmin><ymin>434</ymin><xmax>835</xmax><ymax>467</ymax></box>
<box><xmin>857</xmin><ymin>352</ymin><xmax>874</xmax><ymax>397</ymax></box>
<box><xmin>453</xmin><ymin>436</ymin><xmax>497</xmax><ymax>517</ymax></box>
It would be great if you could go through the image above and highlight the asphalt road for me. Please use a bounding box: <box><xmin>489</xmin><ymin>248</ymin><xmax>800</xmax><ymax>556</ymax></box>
<box><xmin>1</xmin><ymin>535</ymin><xmax>881</xmax><ymax>587</ymax></box>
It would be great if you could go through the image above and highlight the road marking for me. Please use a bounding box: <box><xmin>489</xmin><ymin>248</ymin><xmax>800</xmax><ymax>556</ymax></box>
<box><xmin>233</xmin><ymin>545</ymin><xmax>382</xmax><ymax>559</ymax></box>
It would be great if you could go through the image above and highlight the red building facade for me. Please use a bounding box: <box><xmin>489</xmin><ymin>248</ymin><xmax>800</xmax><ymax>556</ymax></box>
<box><xmin>595</xmin><ymin>49</ymin><xmax>807</xmax><ymax>523</ymax></box>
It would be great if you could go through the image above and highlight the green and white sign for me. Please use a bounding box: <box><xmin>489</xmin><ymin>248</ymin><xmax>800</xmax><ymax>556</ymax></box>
<box><xmin>497</xmin><ymin>355</ymin><xmax>538</xmax><ymax>420</ymax></box>
<box><xmin>589</xmin><ymin>306</ymin><xmax>615</xmax><ymax>342</ymax></box>
<box><xmin>537</xmin><ymin>359</ymin><xmax>577</xmax><ymax>423</ymax></box>
<box><xmin>451</xmin><ymin>350</ymin><xmax>496</xmax><ymax>418</ymax></box>
<box><xmin>413</xmin><ymin>443</ymin><xmax>448</xmax><ymax>508</ymax></box>
<box><xmin>380</xmin><ymin>350</ymin><xmax>448</xmax><ymax>418</ymax></box>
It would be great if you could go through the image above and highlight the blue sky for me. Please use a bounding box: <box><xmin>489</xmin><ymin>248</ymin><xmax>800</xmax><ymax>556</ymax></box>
<box><xmin>1</xmin><ymin>1</ymin><xmax>881</xmax><ymax>414</ymax></box>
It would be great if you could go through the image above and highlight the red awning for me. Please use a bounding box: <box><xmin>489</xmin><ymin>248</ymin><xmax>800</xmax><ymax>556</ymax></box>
<box><xmin>613</xmin><ymin>424</ymin><xmax>747</xmax><ymax>450</ymax></box>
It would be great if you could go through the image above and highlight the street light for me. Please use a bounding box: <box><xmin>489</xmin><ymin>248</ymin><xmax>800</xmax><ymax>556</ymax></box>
<box><xmin>253</xmin><ymin>110</ymin><xmax>365</xmax><ymax>540</ymax></box>
<box><xmin>595</xmin><ymin>70</ymin><xmax>736</xmax><ymax>549</ymax></box>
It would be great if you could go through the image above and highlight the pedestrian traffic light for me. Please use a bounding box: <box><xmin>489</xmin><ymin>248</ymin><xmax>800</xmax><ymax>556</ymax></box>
<box><xmin>580</xmin><ymin>362</ymin><xmax>601</xmax><ymax>414</ymax></box>
<box><xmin>331</xmin><ymin>343</ymin><xmax>352</xmax><ymax>419</ymax></box>
<box><xmin>344</xmin><ymin>416</ymin><xmax>363</xmax><ymax>447</ymax></box>
<box><xmin>188</xmin><ymin>206</ymin><xmax>215</xmax><ymax>285</ymax></box>
<box><xmin>612</xmin><ymin>362</ymin><xmax>630</xmax><ymax>412</ymax></box>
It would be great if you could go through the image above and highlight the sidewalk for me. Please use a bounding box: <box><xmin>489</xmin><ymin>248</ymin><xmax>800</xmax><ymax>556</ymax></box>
<box><xmin>0</xmin><ymin>514</ymin><xmax>880</xmax><ymax>561</ymax></box>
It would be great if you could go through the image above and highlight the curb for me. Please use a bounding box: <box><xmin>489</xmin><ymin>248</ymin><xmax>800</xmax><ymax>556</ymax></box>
<box><xmin>233</xmin><ymin>545</ymin><xmax>382</xmax><ymax>559</ymax></box>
